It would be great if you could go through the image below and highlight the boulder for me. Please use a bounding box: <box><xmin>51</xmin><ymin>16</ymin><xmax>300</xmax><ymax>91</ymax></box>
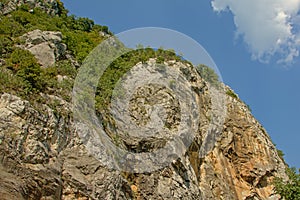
<box><xmin>20</xmin><ymin>29</ymin><xmax>67</xmax><ymax>67</ymax></box>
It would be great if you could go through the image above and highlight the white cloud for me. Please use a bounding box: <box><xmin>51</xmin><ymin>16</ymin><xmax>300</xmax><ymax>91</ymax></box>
<box><xmin>211</xmin><ymin>0</ymin><xmax>300</xmax><ymax>64</ymax></box>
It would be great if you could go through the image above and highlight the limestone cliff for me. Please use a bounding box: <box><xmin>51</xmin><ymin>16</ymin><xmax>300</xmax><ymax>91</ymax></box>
<box><xmin>0</xmin><ymin>62</ymin><xmax>287</xmax><ymax>199</ymax></box>
<box><xmin>0</xmin><ymin>0</ymin><xmax>287</xmax><ymax>199</ymax></box>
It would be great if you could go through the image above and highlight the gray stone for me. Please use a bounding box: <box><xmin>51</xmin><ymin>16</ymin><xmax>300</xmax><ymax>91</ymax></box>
<box><xmin>20</xmin><ymin>29</ymin><xmax>67</xmax><ymax>67</ymax></box>
<box><xmin>0</xmin><ymin>0</ymin><xmax>61</xmax><ymax>16</ymax></box>
<box><xmin>0</xmin><ymin>58</ymin><xmax>287</xmax><ymax>200</ymax></box>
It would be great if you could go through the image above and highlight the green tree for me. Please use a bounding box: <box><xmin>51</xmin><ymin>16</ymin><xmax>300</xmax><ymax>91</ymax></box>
<box><xmin>274</xmin><ymin>167</ymin><xmax>300</xmax><ymax>199</ymax></box>
<box><xmin>56</xmin><ymin>0</ymin><xmax>68</xmax><ymax>17</ymax></box>
<box><xmin>196</xmin><ymin>64</ymin><xmax>220</xmax><ymax>88</ymax></box>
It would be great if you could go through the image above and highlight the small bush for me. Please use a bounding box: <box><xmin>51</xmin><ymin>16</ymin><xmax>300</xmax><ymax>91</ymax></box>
<box><xmin>55</xmin><ymin>60</ymin><xmax>77</xmax><ymax>78</ymax></box>
<box><xmin>226</xmin><ymin>89</ymin><xmax>238</xmax><ymax>99</ymax></box>
<box><xmin>0</xmin><ymin>68</ymin><xmax>26</xmax><ymax>95</ymax></box>
<box><xmin>56</xmin><ymin>0</ymin><xmax>68</xmax><ymax>17</ymax></box>
<box><xmin>196</xmin><ymin>64</ymin><xmax>220</xmax><ymax>88</ymax></box>
<box><xmin>0</xmin><ymin>17</ymin><xmax>25</xmax><ymax>37</ymax></box>
<box><xmin>274</xmin><ymin>167</ymin><xmax>300</xmax><ymax>199</ymax></box>
<box><xmin>277</xmin><ymin>149</ymin><xmax>285</xmax><ymax>161</ymax></box>
<box><xmin>246</xmin><ymin>104</ymin><xmax>252</xmax><ymax>112</ymax></box>
<box><xmin>6</xmin><ymin>48</ymin><xmax>44</xmax><ymax>92</ymax></box>
<box><xmin>0</xmin><ymin>35</ymin><xmax>13</xmax><ymax>54</ymax></box>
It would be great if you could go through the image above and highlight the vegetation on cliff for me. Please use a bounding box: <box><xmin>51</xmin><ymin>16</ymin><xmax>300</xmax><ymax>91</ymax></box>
<box><xmin>0</xmin><ymin>0</ymin><xmax>109</xmax><ymax>102</ymax></box>
<box><xmin>0</xmin><ymin>0</ymin><xmax>213</xmax><ymax>108</ymax></box>
<box><xmin>274</xmin><ymin>167</ymin><xmax>300</xmax><ymax>199</ymax></box>
<box><xmin>96</xmin><ymin>47</ymin><xmax>194</xmax><ymax>111</ymax></box>
<box><xmin>1</xmin><ymin>1</ymin><xmax>299</xmax><ymax>199</ymax></box>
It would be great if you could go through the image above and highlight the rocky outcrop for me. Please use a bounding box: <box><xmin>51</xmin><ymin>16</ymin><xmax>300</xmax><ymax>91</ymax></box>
<box><xmin>0</xmin><ymin>0</ymin><xmax>62</xmax><ymax>16</ymax></box>
<box><xmin>0</xmin><ymin>58</ymin><xmax>287</xmax><ymax>199</ymax></box>
<box><xmin>0</xmin><ymin>93</ymin><xmax>71</xmax><ymax>199</ymax></box>
<box><xmin>19</xmin><ymin>29</ymin><xmax>67</xmax><ymax>67</ymax></box>
<box><xmin>198</xmin><ymin>95</ymin><xmax>286</xmax><ymax>199</ymax></box>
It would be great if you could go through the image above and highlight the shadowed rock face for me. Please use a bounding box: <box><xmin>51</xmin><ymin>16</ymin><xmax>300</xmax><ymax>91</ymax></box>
<box><xmin>0</xmin><ymin>58</ymin><xmax>286</xmax><ymax>200</ymax></box>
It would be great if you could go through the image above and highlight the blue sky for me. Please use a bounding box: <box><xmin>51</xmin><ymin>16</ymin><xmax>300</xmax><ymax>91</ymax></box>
<box><xmin>61</xmin><ymin>0</ymin><xmax>300</xmax><ymax>168</ymax></box>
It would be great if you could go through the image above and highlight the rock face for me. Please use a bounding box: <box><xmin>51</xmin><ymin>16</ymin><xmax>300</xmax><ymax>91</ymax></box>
<box><xmin>20</xmin><ymin>29</ymin><xmax>67</xmax><ymax>67</ymax></box>
<box><xmin>0</xmin><ymin>1</ymin><xmax>288</xmax><ymax>196</ymax></box>
<box><xmin>199</xmin><ymin>96</ymin><xmax>286</xmax><ymax>199</ymax></box>
<box><xmin>0</xmin><ymin>58</ymin><xmax>286</xmax><ymax>199</ymax></box>
<box><xmin>0</xmin><ymin>0</ymin><xmax>61</xmax><ymax>16</ymax></box>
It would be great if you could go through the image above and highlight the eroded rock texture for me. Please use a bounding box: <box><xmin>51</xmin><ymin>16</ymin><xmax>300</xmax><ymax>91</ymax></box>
<box><xmin>0</xmin><ymin>58</ymin><xmax>286</xmax><ymax>199</ymax></box>
<box><xmin>0</xmin><ymin>0</ymin><xmax>62</xmax><ymax>16</ymax></box>
<box><xmin>19</xmin><ymin>29</ymin><xmax>67</xmax><ymax>68</ymax></box>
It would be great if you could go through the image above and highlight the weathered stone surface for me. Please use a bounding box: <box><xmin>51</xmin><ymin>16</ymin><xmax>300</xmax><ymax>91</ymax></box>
<box><xmin>0</xmin><ymin>0</ymin><xmax>61</xmax><ymax>16</ymax></box>
<box><xmin>0</xmin><ymin>93</ymin><xmax>70</xmax><ymax>199</ymax></box>
<box><xmin>0</xmin><ymin>59</ymin><xmax>287</xmax><ymax>199</ymax></box>
<box><xmin>197</xmin><ymin>94</ymin><xmax>286</xmax><ymax>200</ymax></box>
<box><xmin>20</xmin><ymin>29</ymin><xmax>67</xmax><ymax>67</ymax></box>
